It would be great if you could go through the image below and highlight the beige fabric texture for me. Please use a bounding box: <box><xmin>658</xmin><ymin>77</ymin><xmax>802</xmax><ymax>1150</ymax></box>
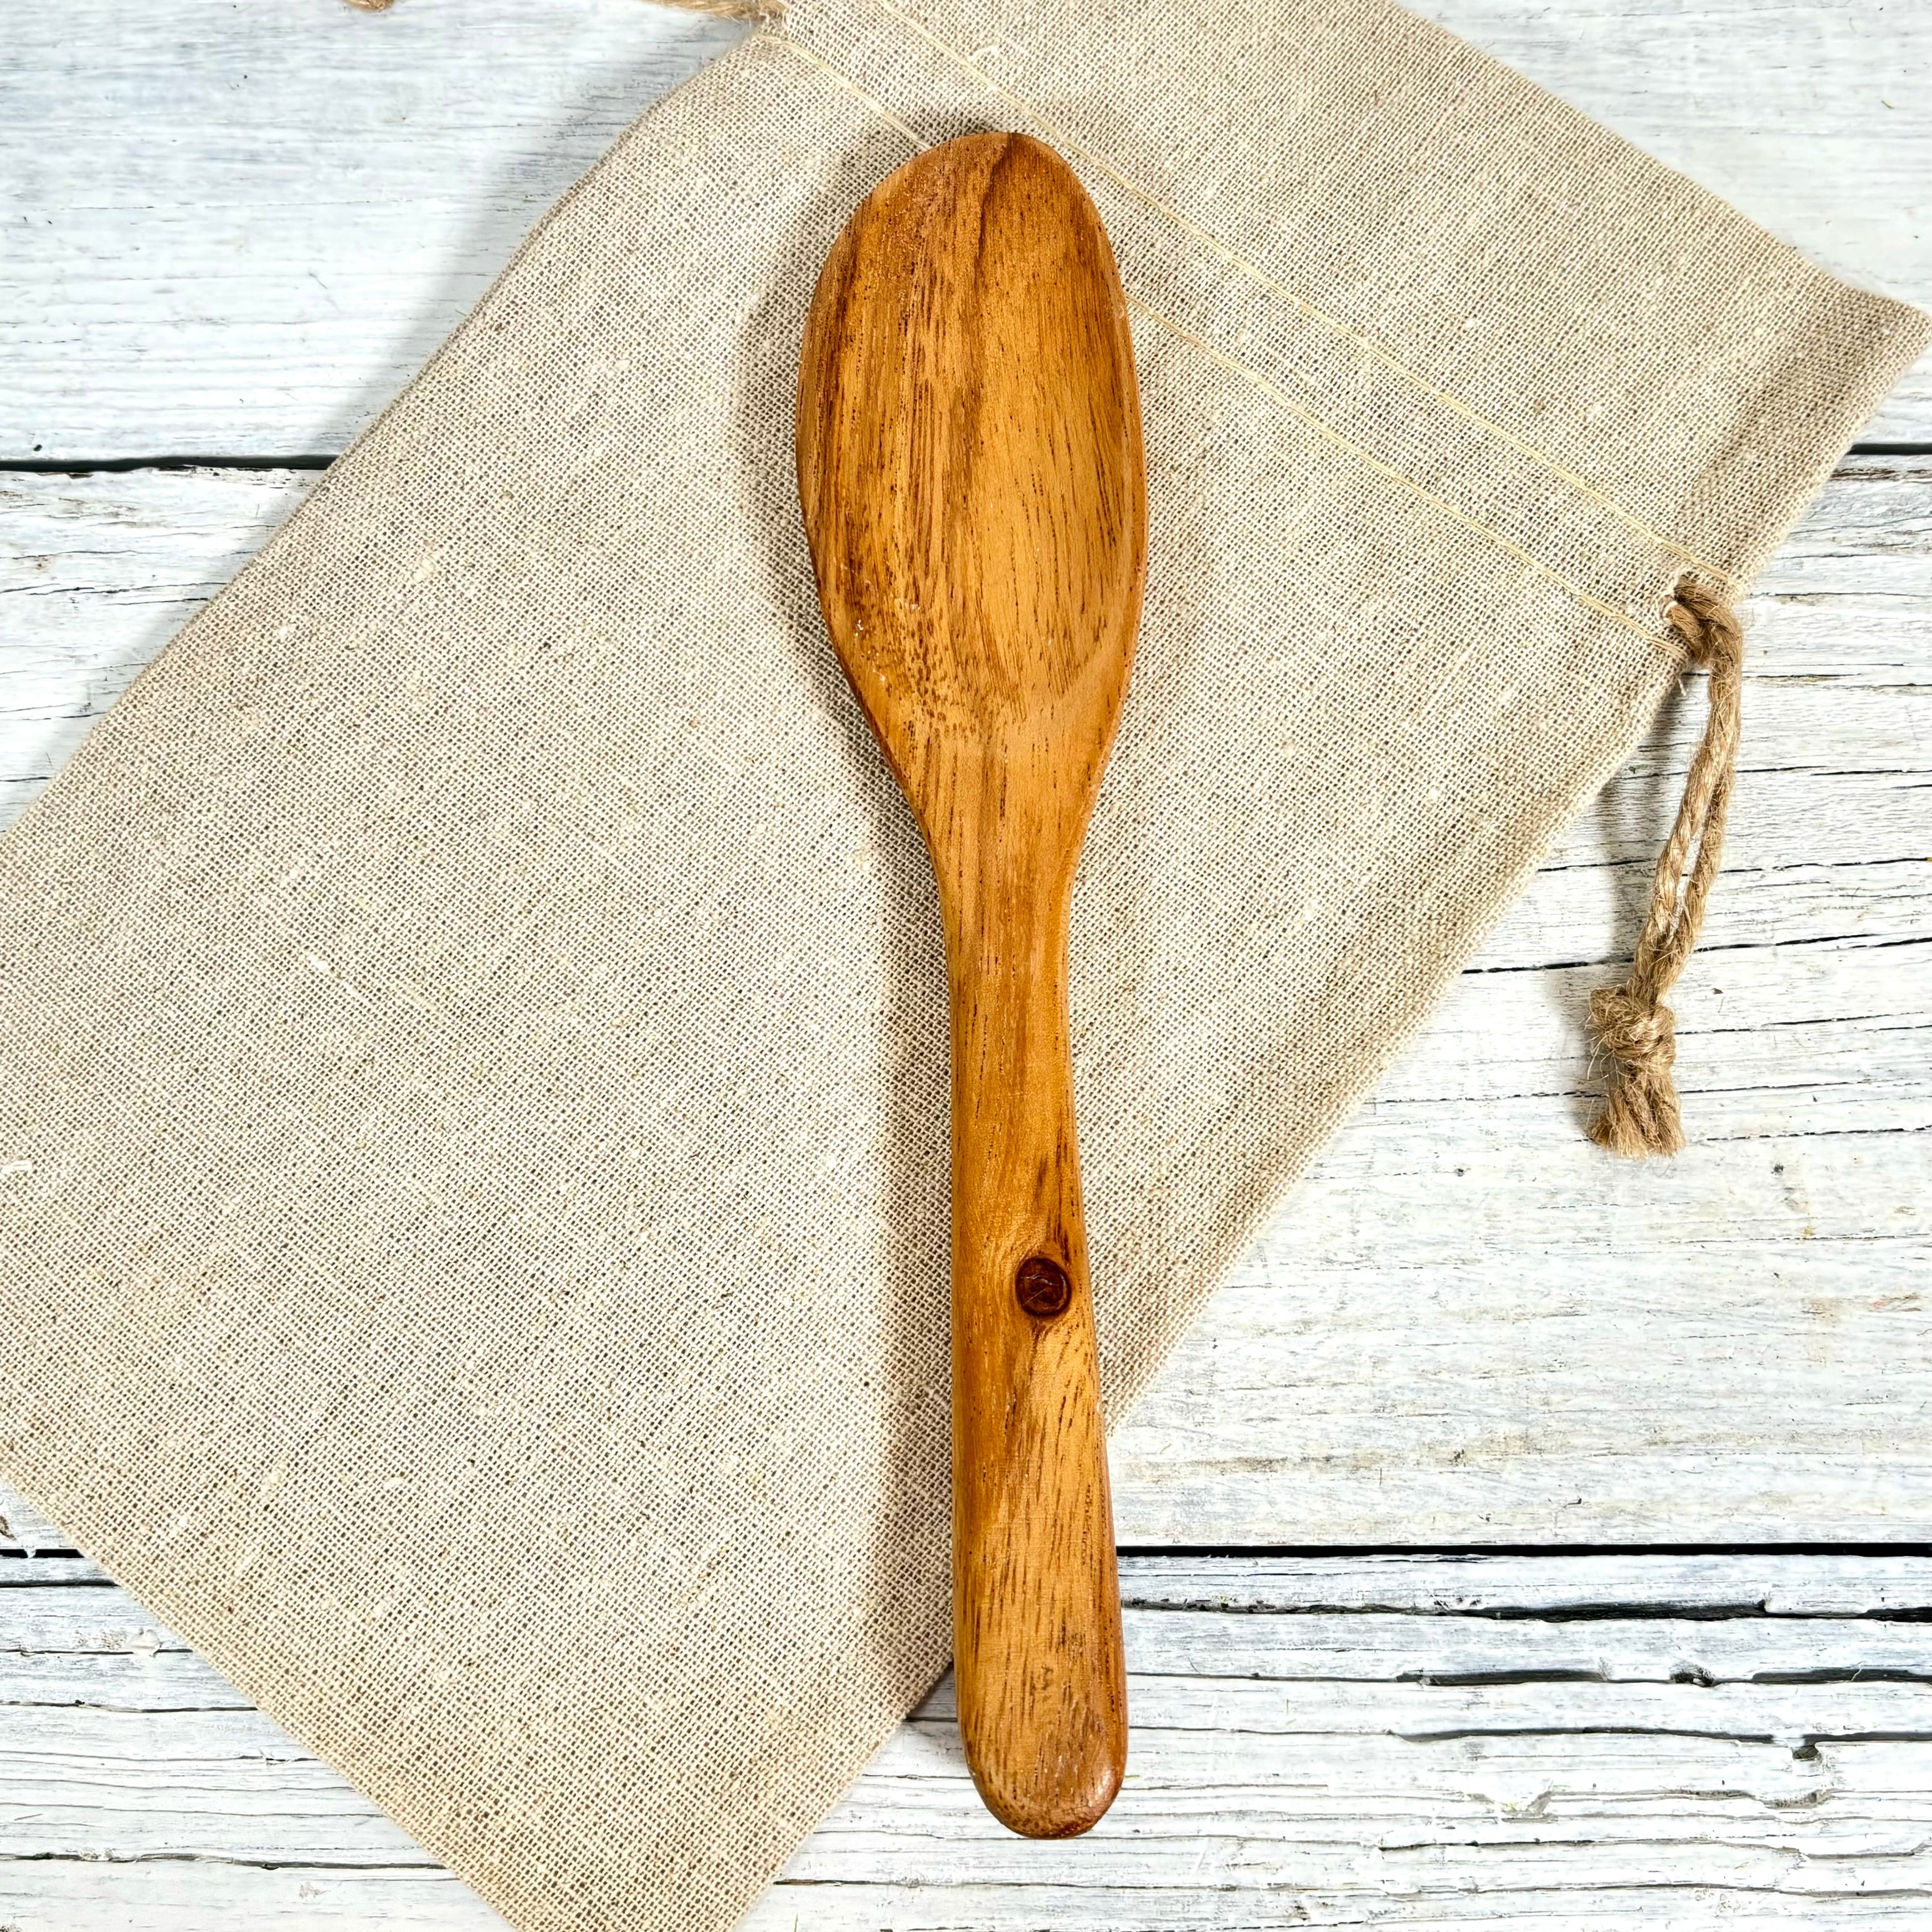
<box><xmin>1</xmin><ymin>2</ymin><xmax>1926</xmax><ymax>1927</ymax></box>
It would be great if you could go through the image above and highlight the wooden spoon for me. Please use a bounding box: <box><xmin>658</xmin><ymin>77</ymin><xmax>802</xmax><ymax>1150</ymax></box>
<box><xmin>797</xmin><ymin>132</ymin><xmax>1146</xmax><ymax>1838</ymax></box>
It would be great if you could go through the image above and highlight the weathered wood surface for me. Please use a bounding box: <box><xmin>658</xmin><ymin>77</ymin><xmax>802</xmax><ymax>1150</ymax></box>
<box><xmin>0</xmin><ymin>0</ymin><xmax>747</xmax><ymax>461</ymax></box>
<box><xmin>6</xmin><ymin>1551</ymin><xmax>1932</xmax><ymax>1928</ymax></box>
<box><xmin>0</xmin><ymin>0</ymin><xmax>1925</xmax><ymax>459</ymax></box>
<box><xmin>5</xmin><ymin>458</ymin><xmax>1927</xmax><ymax>1550</ymax></box>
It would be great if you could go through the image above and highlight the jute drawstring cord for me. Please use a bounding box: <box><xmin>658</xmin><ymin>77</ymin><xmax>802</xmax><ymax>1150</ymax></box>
<box><xmin>1589</xmin><ymin>579</ymin><xmax>1744</xmax><ymax>1158</ymax></box>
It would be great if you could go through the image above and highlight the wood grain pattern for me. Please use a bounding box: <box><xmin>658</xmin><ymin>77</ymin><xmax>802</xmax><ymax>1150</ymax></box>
<box><xmin>798</xmin><ymin>132</ymin><xmax>1147</xmax><ymax>1837</ymax></box>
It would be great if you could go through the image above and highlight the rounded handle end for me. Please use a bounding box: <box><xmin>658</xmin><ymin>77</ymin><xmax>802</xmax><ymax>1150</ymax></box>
<box><xmin>961</xmin><ymin>1673</ymin><xmax>1127</xmax><ymax>1838</ymax></box>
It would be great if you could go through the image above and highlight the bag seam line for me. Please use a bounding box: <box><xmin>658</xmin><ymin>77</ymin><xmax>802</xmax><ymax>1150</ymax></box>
<box><xmin>765</xmin><ymin>29</ymin><xmax>1679</xmax><ymax>652</ymax></box>
<box><xmin>783</xmin><ymin>0</ymin><xmax>1737</xmax><ymax>594</ymax></box>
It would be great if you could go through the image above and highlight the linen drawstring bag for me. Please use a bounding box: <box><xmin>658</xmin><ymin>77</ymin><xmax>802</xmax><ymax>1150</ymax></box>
<box><xmin>1</xmin><ymin>2</ymin><xmax>1925</xmax><ymax>1928</ymax></box>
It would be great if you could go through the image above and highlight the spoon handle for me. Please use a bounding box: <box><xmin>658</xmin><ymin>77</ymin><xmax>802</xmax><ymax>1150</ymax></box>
<box><xmin>945</xmin><ymin>873</ymin><xmax>1127</xmax><ymax>1838</ymax></box>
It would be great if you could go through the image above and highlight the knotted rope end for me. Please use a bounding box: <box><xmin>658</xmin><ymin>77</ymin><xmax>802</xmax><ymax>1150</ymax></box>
<box><xmin>1587</xmin><ymin>984</ymin><xmax>1686</xmax><ymax>1158</ymax></box>
<box><xmin>1585</xmin><ymin>578</ymin><xmax>1744</xmax><ymax>1160</ymax></box>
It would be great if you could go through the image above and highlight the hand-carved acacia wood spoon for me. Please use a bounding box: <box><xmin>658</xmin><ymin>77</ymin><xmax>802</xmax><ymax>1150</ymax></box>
<box><xmin>797</xmin><ymin>132</ymin><xmax>1146</xmax><ymax>1838</ymax></box>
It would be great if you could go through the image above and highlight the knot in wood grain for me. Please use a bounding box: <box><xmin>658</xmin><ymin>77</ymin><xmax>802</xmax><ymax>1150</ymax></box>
<box><xmin>1014</xmin><ymin>1256</ymin><xmax>1072</xmax><ymax>1320</ymax></box>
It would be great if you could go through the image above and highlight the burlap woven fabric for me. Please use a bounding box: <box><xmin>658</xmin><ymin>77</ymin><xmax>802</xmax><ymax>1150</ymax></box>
<box><xmin>1</xmin><ymin>3</ymin><xmax>1925</xmax><ymax>1927</ymax></box>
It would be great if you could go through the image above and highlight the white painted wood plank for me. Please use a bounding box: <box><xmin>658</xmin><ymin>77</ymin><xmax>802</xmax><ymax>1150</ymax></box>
<box><xmin>4</xmin><ymin>1558</ymin><xmax>1931</xmax><ymax>1929</ymax></box>
<box><xmin>1</xmin><ymin>1</ymin><xmax>1924</xmax><ymax>456</ymax></box>
<box><xmin>0</xmin><ymin>466</ymin><xmax>311</xmax><ymax>821</ymax></box>
<box><xmin>14</xmin><ymin>1539</ymin><xmax>1932</xmax><ymax>1593</ymax></box>
<box><xmin>1405</xmin><ymin>0</ymin><xmax>1932</xmax><ymax>446</ymax></box>
<box><xmin>0</xmin><ymin>0</ymin><xmax>747</xmax><ymax>460</ymax></box>
<box><xmin>3</xmin><ymin>459</ymin><xmax>1926</xmax><ymax>1548</ymax></box>
<box><xmin>748</xmin><ymin>1892</ymin><xmax>1932</xmax><ymax>1930</ymax></box>
<box><xmin>1120</xmin><ymin>1551</ymin><xmax>1932</xmax><ymax>1614</ymax></box>
<box><xmin>0</xmin><ymin>1868</ymin><xmax>512</xmax><ymax>1932</ymax></box>
<box><xmin>0</xmin><ymin>1488</ymin><xmax>66</xmax><ymax>1554</ymax></box>
<box><xmin>16</xmin><ymin>1579</ymin><xmax>1932</xmax><ymax>1712</ymax></box>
